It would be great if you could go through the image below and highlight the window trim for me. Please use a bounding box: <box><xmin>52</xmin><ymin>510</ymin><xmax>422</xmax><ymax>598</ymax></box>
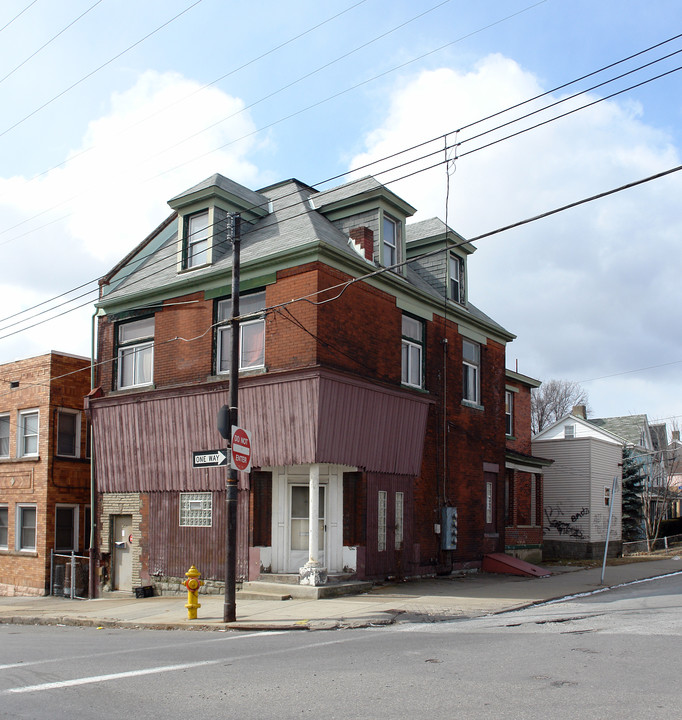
<box><xmin>382</xmin><ymin>214</ymin><xmax>399</xmax><ymax>268</ymax></box>
<box><xmin>462</xmin><ymin>340</ymin><xmax>481</xmax><ymax>406</ymax></box>
<box><xmin>55</xmin><ymin>504</ymin><xmax>79</xmax><ymax>552</ymax></box>
<box><xmin>0</xmin><ymin>504</ymin><xmax>8</xmax><ymax>550</ymax></box>
<box><xmin>216</xmin><ymin>292</ymin><xmax>266</xmax><ymax>374</ymax></box>
<box><xmin>16</xmin><ymin>503</ymin><xmax>37</xmax><ymax>552</ymax></box>
<box><xmin>183</xmin><ymin>209</ymin><xmax>210</xmax><ymax>269</ymax></box>
<box><xmin>116</xmin><ymin>316</ymin><xmax>155</xmax><ymax>390</ymax></box>
<box><xmin>0</xmin><ymin>412</ymin><xmax>9</xmax><ymax>458</ymax></box>
<box><xmin>18</xmin><ymin>409</ymin><xmax>39</xmax><ymax>458</ymax></box>
<box><xmin>56</xmin><ymin>408</ymin><xmax>81</xmax><ymax>458</ymax></box>
<box><xmin>377</xmin><ymin>490</ymin><xmax>387</xmax><ymax>552</ymax></box>
<box><xmin>505</xmin><ymin>391</ymin><xmax>513</xmax><ymax>436</ymax></box>
<box><xmin>449</xmin><ymin>253</ymin><xmax>463</xmax><ymax>303</ymax></box>
<box><xmin>401</xmin><ymin>314</ymin><xmax>424</xmax><ymax>389</ymax></box>
<box><xmin>564</xmin><ymin>424</ymin><xmax>576</xmax><ymax>439</ymax></box>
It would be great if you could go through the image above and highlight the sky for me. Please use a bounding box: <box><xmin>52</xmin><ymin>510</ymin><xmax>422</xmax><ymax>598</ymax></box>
<box><xmin>0</xmin><ymin>0</ymin><xmax>681</xmax><ymax>428</ymax></box>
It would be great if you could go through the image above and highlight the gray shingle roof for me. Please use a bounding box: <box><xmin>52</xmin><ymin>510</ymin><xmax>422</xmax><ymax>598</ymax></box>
<box><xmin>589</xmin><ymin>415</ymin><xmax>650</xmax><ymax>447</ymax></box>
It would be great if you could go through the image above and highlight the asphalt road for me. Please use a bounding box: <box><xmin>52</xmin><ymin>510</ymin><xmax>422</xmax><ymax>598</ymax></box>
<box><xmin>1</xmin><ymin>573</ymin><xmax>681</xmax><ymax>719</ymax></box>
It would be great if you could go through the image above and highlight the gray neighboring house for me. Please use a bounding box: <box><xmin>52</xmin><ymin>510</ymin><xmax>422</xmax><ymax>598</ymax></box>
<box><xmin>532</xmin><ymin>407</ymin><xmax>624</xmax><ymax>559</ymax></box>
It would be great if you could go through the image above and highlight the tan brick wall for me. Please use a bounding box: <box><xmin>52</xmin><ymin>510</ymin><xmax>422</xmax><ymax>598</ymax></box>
<box><xmin>98</xmin><ymin>492</ymin><xmax>143</xmax><ymax>589</ymax></box>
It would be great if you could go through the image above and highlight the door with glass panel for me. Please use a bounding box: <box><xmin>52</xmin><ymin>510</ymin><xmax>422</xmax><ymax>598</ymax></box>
<box><xmin>288</xmin><ymin>485</ymin><xmax>325</xmax><ymax>572</ymax></box>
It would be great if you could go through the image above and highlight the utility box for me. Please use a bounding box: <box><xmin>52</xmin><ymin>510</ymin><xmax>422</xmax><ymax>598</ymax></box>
<box><xmin>441</xmin><ymin>507</ymin><xmax>458</xmax><ymax>550</ymax></box>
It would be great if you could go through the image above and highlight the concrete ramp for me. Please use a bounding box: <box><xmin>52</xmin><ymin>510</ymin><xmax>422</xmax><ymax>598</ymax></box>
<box><xmin>482</xmin><ymin>553</ymin><xmax>551</xmax><ymax>578</ymax></box>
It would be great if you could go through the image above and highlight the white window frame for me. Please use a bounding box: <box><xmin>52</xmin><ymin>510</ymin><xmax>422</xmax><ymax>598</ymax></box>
<box><xmin>462</xmin><ymin>340</ymin><xmax>480</xmax><ymax>405</ymax></box>
<box><xmin>449</xmin><ymin>253</ymin><xmax>462</xmax><ymax>303</ymax></box>
<box><xmin>0</xmin><ymin>504</ymin><xmax>8</xmax><ymax>549</ymax></box>
<box><xmin>18</xmin><ymin>409</ymin><xmax>39</xmax><ymax>457</ymax></box>
<box><xmin>184</xmin><ymin>210</ymin><xmax>210</xmax><ymax>269</ymax></box>
<box><xmin>117</xmin><ymin>317</ymin><xmax>155</xmax><ymax>389</ymax></box>
<box><xmin>565</xmin><ymin>424</ymin><xmax>576</xmax><ymax>439</ymax></box>
<box><xmin>401</xmin><ymin>315</ymin><xmax>424</xmax><ymax>389</ymax></box>
<box><xmin>382</xmin><ymin>214</ymin><xmax>399</xmax><ymax>267</ymax></box>
<box><xmin>16</xmin><ymin>504</ymin><xmax>37</xmax><ymax>551</ymax></box>
<box><xmin>55</xmin><ymin>504</ymin><xmax>79</xmax><ymax>552</ymax></box>
<box><xmin>216</xmin><ymin>292</ymin><xmax>266</xmax><ymax>374</ymax></box>
<box><xmin>56</xmin><ymin>409</ymin><xmax>81</xmax><ymax>458</ymax></box>
<box><xmin>179</xmin><ymin>492</ymin><xmax>213</xmax><ymax>527</ymax></box>
<box><xmin>505</xmin><ymin>391</ymin><xmax>513</xmax><ymax>436</ymax></box>
<box><xmin>0</xmin><ymin>412</ymin><xmax>9</xmax><ymax>458</ymax></box>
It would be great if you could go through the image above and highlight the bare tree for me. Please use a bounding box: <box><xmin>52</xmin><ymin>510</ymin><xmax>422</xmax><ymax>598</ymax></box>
<box><xmin>531</xmin><ymin>378</ymin><xmax>590</xmax><ymax>435</ymax></box>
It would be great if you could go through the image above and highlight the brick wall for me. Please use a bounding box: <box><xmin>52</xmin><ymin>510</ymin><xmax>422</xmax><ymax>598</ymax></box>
<box><xmin>98</xmin><ymin>491</ymin><xmax>143</xmax><ymax>590</ymax></box>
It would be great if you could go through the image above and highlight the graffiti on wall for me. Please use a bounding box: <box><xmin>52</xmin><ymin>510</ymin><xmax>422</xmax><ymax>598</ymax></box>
<box><xmin>544</xmin><ymin>505</ymin><xmax>589</xmax><ymax>539</ymax></box>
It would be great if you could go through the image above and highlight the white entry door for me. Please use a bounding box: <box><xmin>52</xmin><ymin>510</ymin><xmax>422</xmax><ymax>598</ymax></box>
<box><xmin>288</xmin><ymin>485</ymin><xmax>325</xmax><ymax>572</ymax></box>
<box><xmin>112</xmin><ymin>514</ymin><xmax>133</xmax><ymax>591</ymax></box>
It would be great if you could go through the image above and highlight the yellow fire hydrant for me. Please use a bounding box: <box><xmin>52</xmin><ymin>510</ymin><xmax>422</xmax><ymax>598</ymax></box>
<box><xmin>184</xmin><ymin>565</ymin><xmax>204</xmax><ymax>620</ymax></box>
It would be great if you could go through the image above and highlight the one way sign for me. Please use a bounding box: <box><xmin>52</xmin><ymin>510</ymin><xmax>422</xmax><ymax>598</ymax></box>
<box><xmin>192</xmin><ymin>449</ymin><xmax>228</xmax><ymax>468</ymax></box>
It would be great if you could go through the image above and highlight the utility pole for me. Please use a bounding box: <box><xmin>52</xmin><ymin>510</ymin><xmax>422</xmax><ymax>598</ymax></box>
<box><xmin>224</xmin><ymin>212</ymin><xmax>241</xmax><ymax>623</ymax></box>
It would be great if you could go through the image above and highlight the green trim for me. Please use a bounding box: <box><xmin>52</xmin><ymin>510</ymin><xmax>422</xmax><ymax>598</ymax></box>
<box><xmin>204</xmin><ymin>272</ymin><xmax>277</xmax><ymax>300</ymax></box>
<box><xmin>458</xmin><ymin>325</ymin><xmax>488</xmax><ymax>345</ymax></box>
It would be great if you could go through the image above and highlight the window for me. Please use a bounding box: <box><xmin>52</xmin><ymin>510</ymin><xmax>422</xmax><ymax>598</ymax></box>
<box><xmin>462</xmin><ymin>340</ymin><xmax>480</xmax><ymax>405</ymax></box>
<box><xmin>377</xmin><ymin>490</ymin><xmax>387</xmax><ymax>552</ymax></box>
<box><xmin>18</xmin><ymin>410</ymin><xmax>39</xmax><ymax>457</ymax></box>
<box><xmin>449</xmin><ymin>253</ymin><xmax>464</xmax><ymax>303</ymax></box>
<box><xmin>401</xmin><ymin>315</ymin><xmax>424</xmax><ymax>389</ymax></box>
<box><xmin>505</xmin><ymin>391</ymin><xmax>513</xmax><ymax>436</ymax></box>
<box><xmin>484</xmin><ymin>474</ymin><xmax>497</xmax><ymax>531</ymax></box>
<box><xmin>0</xmin><ymin>505</ymin><xmax>7</xmax><ymax>549</ymax></box>
<box><xmin>564</xmin><ymin>424</ymin><xmax>576</xmax><ymax>439</ymax></box>
<box><xmin>179</xmin><ymin>493</ymin><xmax>213</xmax><ymax>527</ymax></box>
<box><xmin>55</xmin><ymin>505</ymin><xmax>78</xmax><ymax>551</ymax></box>
<box><xmin>184</xmin><ymin>210</ymin><xmax>209</xmax><ymax>268</ymax></box>
<box><xmin>56</xmin><ymin>409</ymin><xmax>80</xmax><ymax>458</ymax></box>
<box><xmin>0</xmin><ymin>413</ymin><xmax>8</xmax><ymax>457</ymax></box>
<box><xmin>604</xmin><ymin>486</ymin><xmax>610</xmax><ymax>507</ymax></box>
<box><xmin>117</xmin><ymin>316</ymin><xmax>154</xmax><ymax>389</ymax></box>
<box><xmin>383</xmin><ymin>215</ymin><xmax>399</xmax><ymax>267</ymax></box>
<box><xmin>16</xmin><ymin>505</ymin><xmax>36</xmax><ymax>551</ymax></box>
<box><xmin>395</xmin><ymin>491</ymin><xmax>404</xmax><ymax>550</ymax></box>
<box><xmin>216</xmin><ymin>292</ymin><xmax>266</xmax><ymax>373</ymax></box>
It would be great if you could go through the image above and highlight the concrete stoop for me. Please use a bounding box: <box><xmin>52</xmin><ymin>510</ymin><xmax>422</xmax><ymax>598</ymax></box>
<box><xmin>239</xmin><ymin>575</ymin><xmax>373</xmax><ymax>601</ymax></box>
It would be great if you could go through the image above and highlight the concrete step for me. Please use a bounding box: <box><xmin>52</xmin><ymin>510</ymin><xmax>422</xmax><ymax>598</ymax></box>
<box><xmin>240</xmin><ymin>579</ymin><xmax>373</xmax><ymax>601</ymax></box>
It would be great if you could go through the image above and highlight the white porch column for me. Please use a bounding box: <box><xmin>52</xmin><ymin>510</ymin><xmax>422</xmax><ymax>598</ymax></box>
<box><xmin>299</xmin><ymin>463</ymin><xmax>327</xmax><ymax>586</ymax></box>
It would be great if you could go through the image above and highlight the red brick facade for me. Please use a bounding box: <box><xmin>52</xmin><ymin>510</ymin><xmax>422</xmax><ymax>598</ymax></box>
<box><xmin>0</xmin><ymin>352</ymin><xmax>91</xmax><ymax>595</ymax></box>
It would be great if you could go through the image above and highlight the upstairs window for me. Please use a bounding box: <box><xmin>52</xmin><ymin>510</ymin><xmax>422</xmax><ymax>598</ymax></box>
<box><xmin>449</xmin><ymin>253</ymin><xmax>464</xmax><ymax>303</ymax></box>
<box><xmin>505</xmin><ymin>391</ymin><xmax>513</xmax><ymax>436</ymax></box>
<box><xmin>183</xmin><ymin>210</ymin><xmax>209</xmax><ymax>269</ymax></box>
<box><xmin>56</xmin><ymin>409</ymin><xmax>80</xmax><ymax>458</ymax></box>
<box><xmin>117</xmin><ymin>317</ymin><xmax>154</xmax><ymax>389</ymax></box>
<box><xmin>462</xmin><ymin>340</ymin><xmax>480</xmax><ymax>405</ymax></box>
<box><xmin>401</xmin><ymin>315</ymin><xmax>424</xmax><ymax>389</ymax></box>
<box><xmin>216</xmin><ymin>292</ymin><xmax>266</xmax><ymax>373</ymax></box>
<box><xmin>383</xmin><ymin>215</ymin><xmax>399</xmax><ymax>267</ymax></box>
<box><xmin>18</xmin><ymin>409</ymin><xmax>39</xmax><ymax>457</ymax></box>
<box><xmin>0</xmin><ymin>413</ymin><xmax>8</xmax><ymax>457</ymax></box>
<box><xmin>564</xmin><ymin>424</ymin><xmax>576</xmax><ymax>439</ymax></box>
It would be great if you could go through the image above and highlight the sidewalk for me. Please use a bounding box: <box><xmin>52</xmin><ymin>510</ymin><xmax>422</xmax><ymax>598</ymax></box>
<box><xmin>1</xmin><ymin>556</ymin><xmax>680</xmax><ymax>632</ymax></box>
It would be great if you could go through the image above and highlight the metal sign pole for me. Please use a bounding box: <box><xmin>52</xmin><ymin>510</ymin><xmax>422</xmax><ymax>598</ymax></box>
<box><xmin>600</xmin><ymin>475</ymin><xmax>619</xmax><ymax>585</ymax></box>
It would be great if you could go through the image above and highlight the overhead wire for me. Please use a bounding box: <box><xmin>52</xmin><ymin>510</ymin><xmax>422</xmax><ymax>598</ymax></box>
<box><xmin>2</xmin><ymin>31</ymin><xmax>682</xmax><ymax>337</ymax></box>
<box><xmin>0</xmin><ymin>0</ymin><xmax>38</xmax><ymax>34</ymax></box>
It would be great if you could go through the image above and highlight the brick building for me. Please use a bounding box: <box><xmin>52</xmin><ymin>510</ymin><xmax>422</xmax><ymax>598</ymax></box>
<box><xmin>0</xmin><ymin>352</ymin><xmax>91</xmax><ymax>595</ymax></box>
<box><xmin>88</xmin><ymin>173</ymin><xmax>519</xmax><ymax>593</ymax></box>
<box><xmin>503</xmin><ymin>369</ymin><xmax>551</xmax><ymax>564</ymax></box>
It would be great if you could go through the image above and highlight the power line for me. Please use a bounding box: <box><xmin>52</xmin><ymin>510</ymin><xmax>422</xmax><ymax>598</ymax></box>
<box><xmin>0</xmin><ymin>0</ymin><xmax>104</xmax><ymax>86</ymax></box>
<box><xmin>0</xmin><ymin>0</ymin><xmax>38</xmax><ymax>34</ymax></box>
<box><xmin>0</xmin><ymin>0</ymin><xmax>205</xmax><ymax>140</ymax></box>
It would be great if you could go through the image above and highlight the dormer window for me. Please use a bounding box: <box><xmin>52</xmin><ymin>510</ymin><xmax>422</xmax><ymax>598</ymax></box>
<box><xmin>184</xmin><ymin>210</ymin><xmax>209</xmax><ymax>269</ymax></box>
<box><xmin>383</xmin><ymin>214</ymin><xmax>399</xmax><ymax>267</ymax></box>
<box><xmin>449</xmin><ymin>253</ymin><xmax>464</xmax><ymax>304</ymax></box>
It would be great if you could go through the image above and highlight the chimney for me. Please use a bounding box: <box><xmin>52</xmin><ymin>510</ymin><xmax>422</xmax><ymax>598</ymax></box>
<box><xmin>572</xmin><ymin>405</ymin><xmax>587</xmax><ymax>419</ymax></box>
<box><xmin>349</xmin><ymin>226</ymin><xmax>374</xmax><ymax>262</ymax></box>
<box><xmin>673</xmin><ymin>430</ymin><xmax>680</xmax><ymax>442</ymax></box>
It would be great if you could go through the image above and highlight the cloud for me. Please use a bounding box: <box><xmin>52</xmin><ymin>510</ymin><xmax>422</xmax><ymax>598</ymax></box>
<box><xmin>0</xmin><ymin>70</ymin><xmax>264</xmax><ymax>360</ymax></box>
<box><xmin>350</xmin><ymin>55</ymin><xmax>682</xmax><ymax>418</ymax></box>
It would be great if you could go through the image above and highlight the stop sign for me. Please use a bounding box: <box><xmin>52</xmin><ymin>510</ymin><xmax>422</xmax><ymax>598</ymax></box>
<box><xmin>231</xmin><ymin>426</ymin><xmax>252</xmax><ymax>472</ymax></box>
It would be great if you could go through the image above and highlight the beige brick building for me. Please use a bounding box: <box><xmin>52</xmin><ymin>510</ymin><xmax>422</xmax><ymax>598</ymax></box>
<box><xmin>0</xmin><ymin>352</ymin><xmax>91</xmax><ymax>595</ymax></box>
